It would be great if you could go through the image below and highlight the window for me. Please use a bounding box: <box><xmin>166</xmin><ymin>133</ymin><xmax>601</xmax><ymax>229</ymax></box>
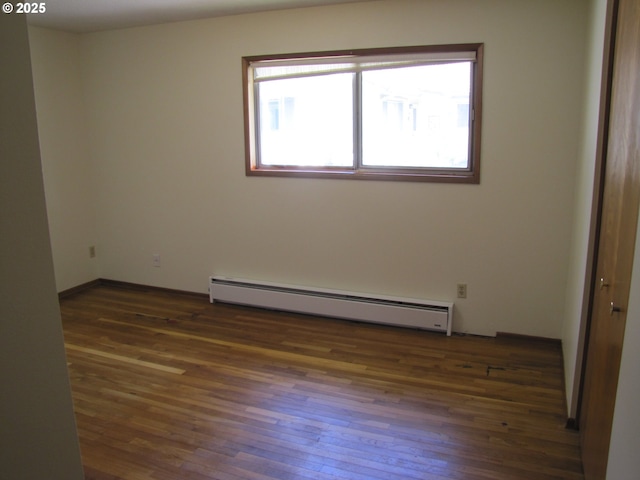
<box><xmin>243</xmin><ymin>44</ymin><xmax>483</xmax><ymax>183</ymax></box>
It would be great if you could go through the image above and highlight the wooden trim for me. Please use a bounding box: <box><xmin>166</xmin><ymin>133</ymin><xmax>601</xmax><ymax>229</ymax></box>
<box><xmin>58</xmin><ymin>278</ymin><xmax>209</xmax><ymax>301</ymax></box>
<box><xmin>98</xmin><ymin>279</ymin><xmax>209</xmax><ymax>301</ymax></box>
<box><xmin>242</xmin><ymin>55</ymin><xmax>255</xmax><ymax>178</ymax></box>
<box><xmin>243</xmin><ymin>43</ymin><xmax>484</xmax><ymax>64</ymax></box>
<box><xmin>565</xmin><ymin>418</ymin><xmax>579</xmax><ymax>430</ymax></box>
<box><xmin>243</xmin><ymin>43</ymin><xmax>483</xmax><ymax>184</ymax></box>
<box><xmin>245</xmin><ymin>167</ymin><xmax>479</xmax><ymax>183</ymax></box>
<box><xmin>58</xmin><ymin>279</ymin><xmax>101</xmax><ymax>299</ymax></box>
<box><xmin>471</xmin><ymin>43</ymin><xmax>483</xmax><ymax>184</ymax></box>
<box><xmin>573</xmin><ymin>0</ymin><xmax>620</xmax><ymax>427</ymax></box>
<box><xmin>496</xmin><ymin>331</ymin><xmax>561</xmax><ymax>346</ymax></box>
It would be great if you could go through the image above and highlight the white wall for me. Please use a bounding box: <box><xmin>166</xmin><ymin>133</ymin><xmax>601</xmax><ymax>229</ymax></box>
<box><xmin>31</xmin><ymin>0</ymin><xmax>589</xmax><ymax>338</ymax></box>
<box><xmin>29</xmin><ymin>27</ymin><xmax>98</xmax><ymax>292</ymax></box>
<box><xmin>562</xmin><ymin>0</ymin><xmax>607</xmax><ymax>418</ymax></box>
<box><xmin>0</xmin><ymin>14</ymin><xmax>83</xmax><ymax>480</ymax></box>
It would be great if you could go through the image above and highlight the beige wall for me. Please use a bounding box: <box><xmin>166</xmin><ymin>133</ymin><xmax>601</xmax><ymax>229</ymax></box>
<box><xmin>0</xmin><ymin>14</ymin><xmax>83</xmax><ymax>480</ymax></box>
<box><xmin>31</xmin><ymin>0</ymin><xmax>588</xmax><ymax>338</ymax></box>
<box><xmin>29</xmin><ymin>27</ymin><xmax>98</xmax><ymax>292</ymax></box>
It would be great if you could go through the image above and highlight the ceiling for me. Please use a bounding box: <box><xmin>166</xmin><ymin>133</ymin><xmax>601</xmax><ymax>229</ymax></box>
<box><xmin>27</xmin><ymin>0</ymin><xmax>375</xmax><ymax>33</ymax></box>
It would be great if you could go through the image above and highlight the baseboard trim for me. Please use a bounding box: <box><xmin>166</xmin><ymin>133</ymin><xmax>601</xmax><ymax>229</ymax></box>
<box><xmin>58</xmin><ymin>279</ymin><xmax>101</xmax><ymax>299</ymax></box>
<box><xmin>496</xmin><ymin>331</ymin><xmax>561</xmax><ymax>346</ymax></box>
<box><xmin>98</xmin><ymin>279</ymin><xmax>209</xmax><ymax>300</ymax></box>
<box><xmin>58</xmin><ymin>278</ymin><xmax>209</xmax><ymax>301</ymax></box>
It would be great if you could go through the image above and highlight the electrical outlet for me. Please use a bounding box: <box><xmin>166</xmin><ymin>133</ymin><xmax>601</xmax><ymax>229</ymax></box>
<box><xmin>152</xmin><ymin>254</ymin><xmax>161</xmax><ymax>267</ymax></box>
<box><xmin>457</xmin><ymin>283</ymin><xmax>467</xmax><ymax>299</ymax></box>
<box><xmin>89</xmin><ymin>245</ymin><xmax>96</xmax><ymax>258</ymax></box>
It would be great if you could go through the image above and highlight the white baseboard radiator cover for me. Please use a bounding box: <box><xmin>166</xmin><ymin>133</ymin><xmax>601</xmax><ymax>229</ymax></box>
<box><xmin>209</xmin><ymin>276</ymin><xmax>453</xmax><ymax>336</ymax></box>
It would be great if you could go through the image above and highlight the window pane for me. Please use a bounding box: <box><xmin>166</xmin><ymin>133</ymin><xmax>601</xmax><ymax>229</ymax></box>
<box><xmin>258</xmin><ymin>73</ymin><xmax>354</xmax><ymax>167</ymax></box>
<box><xmin>362</xmin><ymin>62</ymin><xmax>471</xmax><ymax>169</ymax></box>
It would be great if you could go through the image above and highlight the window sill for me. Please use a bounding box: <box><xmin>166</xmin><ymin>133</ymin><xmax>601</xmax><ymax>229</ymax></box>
<box><xmin>246</xmin><ymin>166</ymin><xmax>480</xmax><ymax>184</ymax></box>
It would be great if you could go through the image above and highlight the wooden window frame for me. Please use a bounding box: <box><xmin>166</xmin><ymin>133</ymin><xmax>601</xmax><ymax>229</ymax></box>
<box><xmin>242</xmin><ymin>44</ymin><xmax>483</xmax><ymax>183</ymax></box>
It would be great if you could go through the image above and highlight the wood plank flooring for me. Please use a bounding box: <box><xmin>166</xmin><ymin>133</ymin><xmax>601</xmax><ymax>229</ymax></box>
<box><xmin>59</xmin><ymin>285</ymin><xmax>583</xmax><ymax>480</ymax></box>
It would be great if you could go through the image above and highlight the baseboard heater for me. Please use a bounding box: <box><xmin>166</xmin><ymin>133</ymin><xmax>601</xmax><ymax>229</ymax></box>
<box><xmin>209</xmin><ymin>276</ymin><xmax>453</xmax><ymax>336</ymax></box>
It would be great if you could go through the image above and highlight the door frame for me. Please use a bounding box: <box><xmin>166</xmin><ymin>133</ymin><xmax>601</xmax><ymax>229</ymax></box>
<box><xmin>570</xmin><ymin>0</ymin><xmax>619</xmax><ymax>425</ymax></box>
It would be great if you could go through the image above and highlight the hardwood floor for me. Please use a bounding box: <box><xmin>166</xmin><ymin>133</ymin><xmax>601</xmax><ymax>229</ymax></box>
<box><xmin>59</xmin><ymin>285</ymin><xmax>583</xmax><ymax>480</ymax></box>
